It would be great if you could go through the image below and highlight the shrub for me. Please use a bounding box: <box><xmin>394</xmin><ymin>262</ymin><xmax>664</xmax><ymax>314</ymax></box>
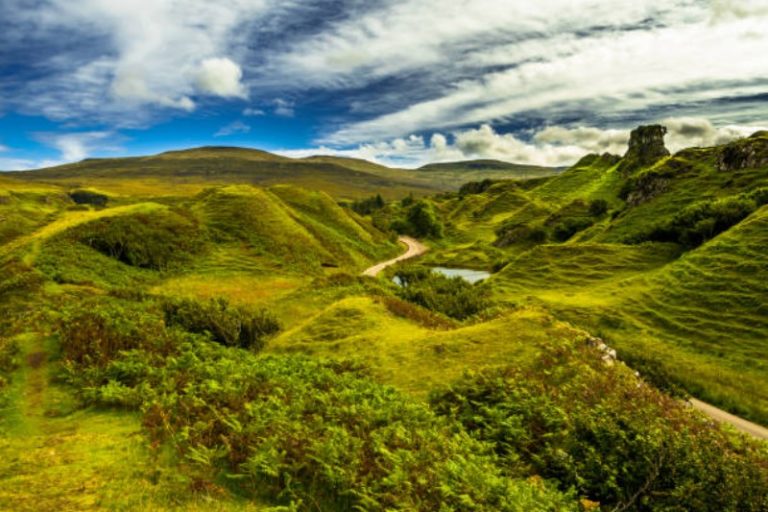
<box><xmin>646</xmin><ymin>195</ymin><xmax>756</xmax><ymax>248</ymax></box>
<box><xmin>69</xmin><ymin>189</ymin><xmax>108</xmax><ymax>207</ymax></box>
<box><xmin>494</xmin><ymin>223</ymin><xmax>548</xmax><ymax>247</ymax></box>
<box><xmin>0</xmin><ymin>337</ymin><xmax>20</xmax><ymax>404</ymax></box>
<box><xmin>162</xmin><ymin>297</ymin><xmax>280</xmax><ymax>351</ymax></box>
<box><xmin>349</xmin><ymin>194</ymin><xmax>385</xmax><ymax>215</ymax></box>
<box><xmin>74</xmin><ymin>210</ymin><xmax>206</xmax><ymax>270</ymax></box>
<box><xmin>431</xmin><ymin>351</ymin><xmax>768</xmax><ymax>512</ymax></box>
<box><xmin>552</xmin><ymin>218</ymin><xmax>594</xmax><ymax>242</ymax></box>
<box><xmin>394</xmin><ymin>267</ymin><xmax>490</xmax><ymax>320</ymax></box>
<box><xmin>374</xmin><ymin>295</ymin><xmax>457</xmax><ymax>330</ymax></box>
<box><xmin>400</xmin><ymin>193</ymin><xmax>415</xmax><ymax>207</ymax></box>
<box><xmin>588</xmin><ymin>199</ymin><xmax>609</xmax><ymax>216</ymax></box>
<box><xmin>74</xmin><ymin>335</ymin><xmax>575</xmax><ymax>510</ymax></box>
<box><xmin>58</xmin><ymin>301</ymin><xmax>176</xmax><ymax>368</ymax></box>
<box><xmin>391</xmin><ymin>200</ymin><xmax>444</xmax><ymax>239</ymax></box>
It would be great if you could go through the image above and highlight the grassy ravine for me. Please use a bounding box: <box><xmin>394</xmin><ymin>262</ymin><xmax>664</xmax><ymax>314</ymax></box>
<box><xmin>2</xmin><ymin>135</ymin><xmax>768</xmax><ymax>511</ymax></box>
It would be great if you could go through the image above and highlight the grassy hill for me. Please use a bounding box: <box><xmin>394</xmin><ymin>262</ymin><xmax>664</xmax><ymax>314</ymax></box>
<box><xmin>2</xmin><ymin>130</ymin><xmax>768</xmax><ymax>510</ymax></box>
<box><xmin>417</xmin><ymin>159</ymin><xmax>561</xmax><ymax>189</ymax></box>
<box><xmin>6</xmin><ymin>147</ymin><xmax>439</xmax><ymax>199</ymax></box>
<box><xmin>424</xmin><ymin>128</ymin><xmax>768</xmax><ymax>424</ymax></box>
<box><xmin>6</xmin><ymin>147</ymin><xmax>560</xmax><ymax>200</ymax></box>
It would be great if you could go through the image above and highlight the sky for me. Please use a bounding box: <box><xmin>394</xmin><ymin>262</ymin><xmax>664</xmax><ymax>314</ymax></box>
<box><xmin>0</xmin><ymin>0</ymin><xmax>767</xmax><ymax>170</ymax></box>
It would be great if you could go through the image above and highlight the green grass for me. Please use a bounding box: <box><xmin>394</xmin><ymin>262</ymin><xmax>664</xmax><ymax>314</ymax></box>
<box><xmin>0</xmin><ymin>331</ymin><xmax>270</xmax><ymax>511</ymax></box>
<box><xmin>2</xmin><ymin>135</ymin><xmax>768</xmax><ymax>508</ymax></box>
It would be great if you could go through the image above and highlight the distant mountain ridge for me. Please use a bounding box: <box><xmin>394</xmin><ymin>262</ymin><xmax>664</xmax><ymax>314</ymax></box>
<box><xmin>420</xmin><ymin>158</ymin><xmax>560</xmax><ymax>173</ymax></box>
<box><xmin>5</xmin><ymin>146</ymin><xmax>562</xmax><ymax>198</ymax></box>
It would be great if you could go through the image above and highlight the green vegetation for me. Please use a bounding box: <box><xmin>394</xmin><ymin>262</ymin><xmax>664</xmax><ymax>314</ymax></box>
<box><xmin>162</xmin><ymin>297</ymin><xmax>280</xmax><ymax>350</ymax></box>
<box><xmin>394</xmin><ymin>266</ymin><xmax>490</xmax><ymax>320</ymax></box>
<box><xmin>432</xmin><ymin>358</ymin><xmax>768</xmax><ymax>511</ymax></box>
<box><xmin>2</xmin><ymin>130</ymin><xmax>768</xmax><ymax>510</ymax></box>
<box><xmin>345</xmin><ymin>193</ymin><xmax>385</xmax><ymax>215</ymax></box>
<box><xmin>69</xmin><ymin>189</ymin><xmax>109</xmax><ymax>207</ymax></box>
<box><xmin>391</xmin><ymin>200</ymin><xmax>444</xmax><ymax>238</ymax></box>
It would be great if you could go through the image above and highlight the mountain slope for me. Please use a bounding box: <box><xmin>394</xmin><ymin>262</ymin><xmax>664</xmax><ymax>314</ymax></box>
<box><xmin>424</xmin><ymin>127</ymin><xmax>768</xmax><ymax>423</ymax></box>
<box><xmin>7</xmin><ymin>147</ymin><xmax>437</xmax><ymax>199</ymax></box>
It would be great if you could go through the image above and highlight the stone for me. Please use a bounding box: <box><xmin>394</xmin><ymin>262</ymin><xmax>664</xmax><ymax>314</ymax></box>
<box><xmin>716</xmin><ymin>136</ymin><xmax>768</xmax><ymax>172</ymax></box>
<box><xmin>617</xmin><ymin>124</ymin><xmax>670</xmax><ymax>175</ymax></box>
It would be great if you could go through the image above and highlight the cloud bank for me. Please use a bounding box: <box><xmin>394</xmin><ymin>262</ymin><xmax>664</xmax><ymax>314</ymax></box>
<box><xmin>278</xmin><ymin>118</ymin><xmax>768</xmax><ymax>168</ymax></box>
<box><xmin>1</xmin><ymin>0</ymin><xmax>766</xmax><ymax>167</ymax></box>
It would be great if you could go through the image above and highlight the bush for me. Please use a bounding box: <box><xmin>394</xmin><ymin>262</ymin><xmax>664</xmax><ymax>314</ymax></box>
<box><xmin>391</xmin><ymin>200</ymin><xmax>444</xmax><ymax>239</ymax></box>
<box><xmin>58</xmin><ymin>301</ymin><xmax>176</xmax><ymax>368</ymax></box>
<box><xmin>69</xmin><ymin>189</ymin><xmax>108</xmax><ymax>207</ymax></box>
<box><xmin>431</xmin><ymin>351</ymin><xmax>768</xmax><ymax>512</ymax></box>
<box><xmin>74</xmin><ymin>335</ymin><xmax>575</xmax><ymax>510</ymax></box>
<box><xmin>646</xmin><ymin>195</ymin><xmax>757</xmax><ymax>248</ymax></box>
<box><xmin>552</xmin><ymin>218</ymin><xmax>594</xmax><ymax>242</ymax></box>
<box><xmin>349</xmin><ymin>194</ymin><xmax>385</xmax><ymax>215</ymax></box>
<box><xmin>494</xmin><ymin>223</ymin><xmax>548</xmax><ymax>247</ymax></box>
<box><xmin>588</xmin><ymin>199</ymin><xmax>609</xmax><ymax>216</ymax></box>
<box><xmin>162</xmin><ymin>297</ymin><xmax>280</xmax><ymax>351</ymax></box>
<box><xmin>74</xmin><ymin>210</ymin><xmax>206</xmax><ymax>270</ymax></box>
<box><xmin>394</xmin><ymin>267</ymin><xmax>490</xmax><ymax>320</ymax></box>
<box><xmin>374</xmin><ymin>295</ymin><xmax>457</xmax><ymax>330</ymax></box>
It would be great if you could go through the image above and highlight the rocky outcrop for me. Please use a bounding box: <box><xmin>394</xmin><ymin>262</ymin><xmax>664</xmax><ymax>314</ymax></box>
<box><xmin>617</xmin><ymin>125</ymin><xmax>670</xmax><ymax>175</ymax></box>
<box><xmin>716</xmin><ymin>134</ymin><xmax>768</xmax><ymax>172</ymax></box>
<box><xmin>621</xmin><ymin>158</ymin><xmax>691</xmax><ymax>207</ymax></box>
<box><xmin>585</xmin><ymin>335</ymin><xmax>618</xmax><ymax>366</ymax></box>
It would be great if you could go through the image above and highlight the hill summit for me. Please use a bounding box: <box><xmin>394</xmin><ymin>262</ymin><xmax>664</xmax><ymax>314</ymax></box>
<box><xmin>618</xmin><ymin>124</ymin><xmax>670</xmax><ymax>174</ymax></box>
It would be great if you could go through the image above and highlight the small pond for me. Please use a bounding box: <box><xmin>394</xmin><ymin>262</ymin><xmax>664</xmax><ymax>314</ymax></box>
<box><xmin>431</xmin><ymin>267</ymin><xmax>491</xmax><ymax>284</ymax></box>
<box><xmin>393</xmin><ymin>267</ymin><xmax>491</xmax><ymax>286</ymax></box>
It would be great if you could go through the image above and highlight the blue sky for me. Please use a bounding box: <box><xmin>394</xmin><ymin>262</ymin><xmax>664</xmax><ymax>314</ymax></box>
<box><xmin>1</xmin><ymin>0</ymin><xmax>767</xmax><ymax>169</ymax></box>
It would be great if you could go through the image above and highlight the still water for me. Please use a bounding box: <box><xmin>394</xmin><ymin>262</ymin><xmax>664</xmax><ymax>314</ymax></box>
<box><xmin>431</xmin><ymin>267</ymin><xmax>491</xmax><ymax>284</ymax></box>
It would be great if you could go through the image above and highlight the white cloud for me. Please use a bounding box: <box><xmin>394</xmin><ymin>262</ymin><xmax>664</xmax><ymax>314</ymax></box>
<box><xmin>215</xmin><ymin>120</ymin><xmax>251</xmax><ymax>137</ymax></box>
<box><xmin>302</xmin><ymin>1</ymin><xmax>768</xmax><ymax>144</ymax></box>
<box><xmin>662</xmin><ymin>117</ymin><xmax>768</xmax><ymax>151</ymax></box>
<box><xmin>533</xmin><ymin>127</ymin><xmax>629</xmax><ymax>155</ymax></box>
<box><xmin>8</xmin><ymin>0</ymin><xmax>285</xmax><ymax>123</ymax></box>
<box><xmin>273</xmin><ymin>98</ymin><xmax>295</xmax><ymax>117</ymax></box>
<box><xmin>0</xmin><ymin>158</ymin><xmax>38</xmax><ymax>171</ymax></box>
<box><xmin>243</xmin><ymin>107</ymin><xmax>265</xmax><ymax>116</ymax></box>
<box><xmin>196</xmin><ymin>57</ymin><xmax>247</xmax><ymax>98</ymax></box>
<box><xmin>710</xmin><ymin>0</ymin><xmax>768</xmax><ymax>23</ymax></box>
<box><xmin>278</xmin><ymin>118</ymin><xmax>768</xmax><ymax>169</ymax></box>
<box><xmin>32</xmin><ymin>131</ymin><xmax>114</xmax><ymax>167</ymax></box>
<box><xmin>0</xmin><ymin>144</ymin><xmax>8</xmax><ymax>152</ymax></box>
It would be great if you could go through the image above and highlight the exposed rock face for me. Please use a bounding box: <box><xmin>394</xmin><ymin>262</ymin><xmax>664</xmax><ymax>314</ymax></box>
<box><xmin>717</xmin><ymin>135</ymin><xmax>768</xmax><ymax>172</ymax></box>
<box><xmin>585</xmin><ymin>335</ymin><xmax>618</xmax><ymax>366</ymax></box>
<box><xmin>618</xmin><ymin>125</ymin><xmax>670</xmax><ymax>175</ymax></box>
<box><xmin>623</xmin><ymin>158</ymin><xmax>691</xmax><ymax>207</ymax></box>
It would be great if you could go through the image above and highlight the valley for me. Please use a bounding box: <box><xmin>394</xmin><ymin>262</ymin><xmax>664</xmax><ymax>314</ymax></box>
<box><xmin>1</xmin><ymin>127</ymin><xmax>768</xmax><ymax>510</ymax></box>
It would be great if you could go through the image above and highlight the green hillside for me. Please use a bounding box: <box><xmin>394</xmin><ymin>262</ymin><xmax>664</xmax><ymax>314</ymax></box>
<box><xmin>425</xmin><ymin>127</ymin><xmax>768</xmax><ymax>424</ymax></box>
<box><xmin>2</xmin><ymin>131</ymin><xmax>768</xmax><ymax>510</ymax></box>
<box><xmin>7</xmin><ymin>147</ymin><xmax>560</xmax><ymax>200</ymax></box>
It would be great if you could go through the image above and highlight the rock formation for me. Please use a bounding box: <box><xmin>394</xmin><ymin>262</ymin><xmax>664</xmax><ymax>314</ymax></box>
<box><xmin>617</xmin><ymin>124</ymin><xmax>670</xmax><ymax>175</ymax></box>
<box><xmin>717</xmin><ymin>132</ymin><xmax>768</xmax><ymax>172</ymax></box>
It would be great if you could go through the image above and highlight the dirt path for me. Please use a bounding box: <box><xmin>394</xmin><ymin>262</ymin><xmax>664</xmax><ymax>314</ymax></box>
<box><xmin>689</xmin><ymin>398</ymin><xmax>768</xmax><ymax>440</ymax></box>
<box><xmin>362</xmin><ymin>236</ymin><xmax>428</xmax><ymax>277</ymax></box>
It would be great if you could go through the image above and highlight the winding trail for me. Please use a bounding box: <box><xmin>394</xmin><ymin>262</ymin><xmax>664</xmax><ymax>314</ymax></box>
<box><xmin>689</xmin><ymin>399</ymin><xmax>768</xmax><ymax>440</ymax></box>
<box><xmin>362</xmin><ymin>236</ymin><xmax>428</xmax><ymax>277</ymax></box>
<box><xmin>360</xmin><ymin>238</ymin><xmax>768</xmax><ymax>442</ymax></box>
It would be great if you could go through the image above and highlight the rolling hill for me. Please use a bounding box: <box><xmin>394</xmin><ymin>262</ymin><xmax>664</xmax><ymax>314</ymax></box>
<box><xmin>423</xmin><ymin>127</ymin><xmax>768</xmax><ymax>423</ymax></box>
<box><xmin>5</xmin><ymin>147</ymin><xmax>561</xmax><ymax>200</ymax></box>
<box><xmin>1</xmin><ymin>128</ymin><xmax>768</xmax><ymax>510</ymax></box>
